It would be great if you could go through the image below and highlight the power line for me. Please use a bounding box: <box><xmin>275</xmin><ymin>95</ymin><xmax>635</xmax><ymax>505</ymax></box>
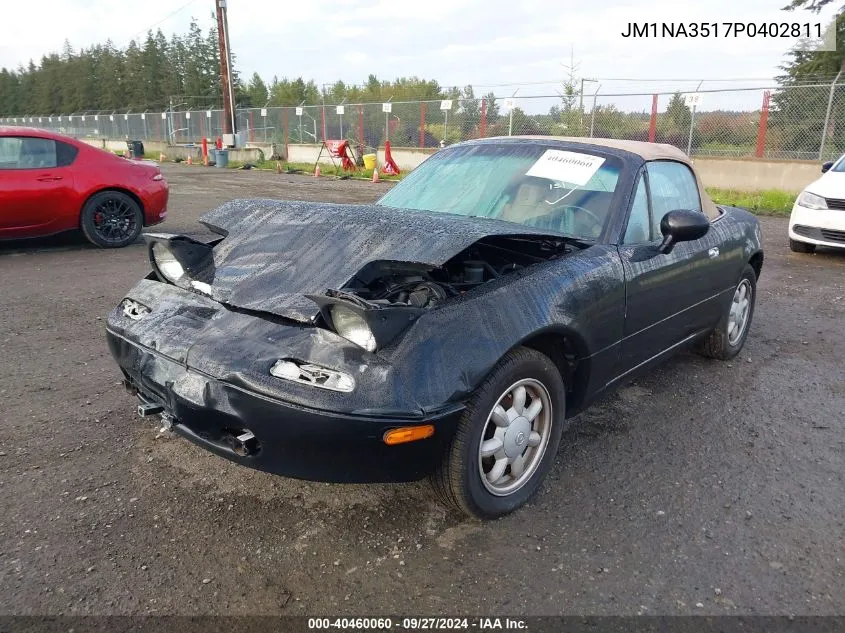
<box><xmin>128</xmin><ymin>0</ymin><xmax>202</xmax><ymax>42</ymax></box>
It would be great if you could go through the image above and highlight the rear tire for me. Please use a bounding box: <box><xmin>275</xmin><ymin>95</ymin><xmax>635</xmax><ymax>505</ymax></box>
<box><xmin>789</xmin><ymin>239</ymin><xmax>815</xmax><ymax>254</ymax></box>
<box><xmin>697</xmin><ymin>264</ymin><xmax>757</xmax><ymax>361</ymax></box>
<box><xmin>80</xmin><ymin>191</ymin><xmax>143</xmax><ymax>248</ymax></box>
<box><xmin>431</xmin><ymin>347</ymin><xmax>566</xmax><ymax>519</ymax></box>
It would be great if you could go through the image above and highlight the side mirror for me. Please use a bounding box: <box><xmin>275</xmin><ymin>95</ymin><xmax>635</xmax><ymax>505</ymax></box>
<box><xmin>658</xmin><ymin>209</ymin><xmax>710</xmax><ymax>254</ymax></box>
<box><xmin>822</xmin><ymin>161</ymin><xmax>834</xmax><ymax>173</ymax></box>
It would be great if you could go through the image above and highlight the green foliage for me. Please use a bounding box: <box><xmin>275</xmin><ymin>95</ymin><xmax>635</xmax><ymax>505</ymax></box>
<box><xmin>665</xmin><ymin>92</ymin><xmax>692</xmax><ymax>130</ymax></box>
<box><xmin>706</xmin><ymin>187</ymin><xmax>797</xmax><ymax>215</ymax></box>
<box><xmin>771</xmin><ymin>14</ymin><xmax>845</xmax><ymax>158</ymax></box>
<box><xmin>0</xmin><ymin>18</ymin><xmax>222</xmax><ymax>114</ymax></box>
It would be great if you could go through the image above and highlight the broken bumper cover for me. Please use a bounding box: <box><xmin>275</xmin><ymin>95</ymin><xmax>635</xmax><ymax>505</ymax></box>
<box><xmin>106</xmin><ymin>329</ymin><xmax>463</xmax><ymax>483</ymax></box>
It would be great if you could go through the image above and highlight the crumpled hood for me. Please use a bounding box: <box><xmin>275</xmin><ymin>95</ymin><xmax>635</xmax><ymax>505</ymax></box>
<box><xmin>195</xmin><ymin>198</ymin><xmax>564</xmax><ymax>322</ymax></box>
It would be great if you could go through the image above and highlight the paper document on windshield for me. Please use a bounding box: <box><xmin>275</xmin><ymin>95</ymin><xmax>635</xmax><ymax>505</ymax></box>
<box><xmin>525</xmin><ymin>150</ymin><xmax>605</xmax><ymax>186</ymax></box>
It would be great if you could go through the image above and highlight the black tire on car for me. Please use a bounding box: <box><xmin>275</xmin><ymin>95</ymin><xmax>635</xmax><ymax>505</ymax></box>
<box><xmin>80</xmin><ymin>191</ymin><xmax>143</xmax><ymax>248</ymax></box>
<box><xmin>697</xmin><ymin>264</ymin><xmax>757</xmax><ymax>361</ymax></box>
<box><xmin>789</xmin><ymin>239</ymin><xmax>815</xmax><ymax>254</ymax></box>
<box><xmin>431</xmin><ymin>346</ymin><xmax>566</xmax><ymax>519</ymax></box>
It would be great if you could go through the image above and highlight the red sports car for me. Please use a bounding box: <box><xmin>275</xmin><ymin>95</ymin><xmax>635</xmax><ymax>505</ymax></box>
<box><xmin>0</xmin><ymin>127</ymin><xmax>168</xmax><ymax>248</ymax></box>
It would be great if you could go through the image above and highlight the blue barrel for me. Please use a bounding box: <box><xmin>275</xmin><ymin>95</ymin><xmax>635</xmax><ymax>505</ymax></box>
<box><xmin>215</xmin><ymin>149</ymin><xmax>229</xmax><ymax>168</ymax></box>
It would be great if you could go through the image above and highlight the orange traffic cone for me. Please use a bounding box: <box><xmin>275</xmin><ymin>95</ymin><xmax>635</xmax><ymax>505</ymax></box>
<box><xmin>186</xmin><ymin>155</ymin><xmax>192</xmax><ymax>165</ymax></box>
<box><xmin>371</xmin><ymin>168</ymin><xmax>380</xmax><ymax>183</ymax></box>
<box><xmin>314</xmin><ymin>164</ymin><xmax>321</xmax><ymax>177</ymax></box>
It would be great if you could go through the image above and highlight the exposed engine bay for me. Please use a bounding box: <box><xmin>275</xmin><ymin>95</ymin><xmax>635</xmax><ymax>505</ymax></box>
<box><xmin>340</xmin><ymin>235</ymin><xmax>578</xmax><ymax>309</ymax></box>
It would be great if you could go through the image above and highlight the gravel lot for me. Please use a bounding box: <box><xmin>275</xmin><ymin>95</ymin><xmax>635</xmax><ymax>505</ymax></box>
<box><xmin>1</xmin><ymin>164</ymin><xmax>843</xmax><ymax>616</ymax></box>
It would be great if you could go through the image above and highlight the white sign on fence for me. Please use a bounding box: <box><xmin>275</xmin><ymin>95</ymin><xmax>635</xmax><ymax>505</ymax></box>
<box><xmin>81</xmin><ymin>116</ymin><xmax>85</xmax><ymax>121</ymax></box>
<box><xmin>109</xmin><ymin>114</ymin><xmax>114</xmax><ymax>121</ymax></box>
<box><xmin>141</xmin><ymin>113</ymin><xmax>146</xmax><ymax>120</ymax></box>
<box><xmin>336</xmin><ymin>105</ymin><xmax>345</xmax><ymax>115</ymax></box>
<box><xmin>38</xmin><ymin>117</ymin><xmax>42</xmax><ymax>123</ymax></box>
<box><xmin>185</xmin><ymin>112</ymin><xmax>191</xmax><ymax>119</ymax></box>
<box><xmin>94</xmin><ymin>115</ymin><xmax>98</xmax><ymax>121</ymax></box>
<box><xmin>382</xmin><ymin>102</ymin><xmax>392</xmax><ymax>113</ymax></box>
<box><xmin>503</xmin><ymin>98</ymin><xmax>516</xmax><ymax>110</ymax></box>
<box><xmin>440</xmin><ymin>99</ymin><xmax>453</xmax><ymax>111</ymax></box>
<box><xmin>124</xmin><ymin>114</ymin><xmax>128</xmax><ymax>120</ymax></box>
<box><xmin>161</xmin><ymin>112</ymin><xmax>167</xmax><ymax>120</ymax></box>
<box><xmin>683</xmin><ymin>93</ymin><xmax>703</xmax><ymax>108</ymax></box>
<box><xmin>295</xmin><ymin>107</ymin><xmax>303</xmax><ymax>116</ymax></box>
<box><xmin>261</xmin><ymin>108</ymin><xmax>267</xmax><ymax>117</ymax></box>
<box><xmin>206</xmin><ymin>110</ymin><xmax>212</xmax><ymax>118</ymax></box>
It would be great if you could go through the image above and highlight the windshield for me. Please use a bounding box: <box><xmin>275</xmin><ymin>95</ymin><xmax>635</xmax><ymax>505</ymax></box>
<box><xmin>376</xmin><ymin>143</ymin><xmax>623</xmax><ymax>240</ymax></box>
<box><xmin>831</xmin><ymin>155</ymin><xmax>845</xmax><ymax>172</ymax></box>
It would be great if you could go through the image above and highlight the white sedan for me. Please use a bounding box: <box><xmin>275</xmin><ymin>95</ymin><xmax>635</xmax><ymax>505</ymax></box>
<box><xmin>789</xmin><ymin>156</ymin><xmax>845</xmax><ymax>252</ymax></box>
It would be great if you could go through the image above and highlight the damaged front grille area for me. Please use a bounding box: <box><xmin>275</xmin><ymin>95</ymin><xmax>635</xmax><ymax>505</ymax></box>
<box><xmin>270</xmin><ymin>359</ymin><xmax>356</xmax><ymax>393</ymax></box>
<box><xmin>121</xmin><ymin>298</ymin><xmax>151</xmax><ymax>320</ymax></box>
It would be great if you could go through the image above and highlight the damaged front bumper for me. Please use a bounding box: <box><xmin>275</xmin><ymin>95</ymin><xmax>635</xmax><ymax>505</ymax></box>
<box><xmin>106</xmin><ymin>328</ymin><xmax>463</xmax><ymax>484</ymax></box>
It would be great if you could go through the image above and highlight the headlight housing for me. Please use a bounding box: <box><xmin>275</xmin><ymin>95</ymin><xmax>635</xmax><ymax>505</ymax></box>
<box><xmin>330</xmin><ymin>305</ymin><xmax>377</xmax><ymax>352</ymax></box>
<box><xmin>797</xmin><ymin>191</ymin><xmax>828</xmax><ymax>210</ymax></box>
<box><xmin>151</xmin><ymin>242</ymin><xmax>186</xmax><ymax>283</ymax></box>
<box><xmin>145</xmin><ymin>234</ymin><xmax>214</xmax><ymax>286</ymax></box>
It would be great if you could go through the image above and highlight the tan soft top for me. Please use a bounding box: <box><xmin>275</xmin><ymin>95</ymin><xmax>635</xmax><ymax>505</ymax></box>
<box><xmin>482</xmin><ymin>136</ymin><xmax>720</xmax><ymax>220</ymax></box>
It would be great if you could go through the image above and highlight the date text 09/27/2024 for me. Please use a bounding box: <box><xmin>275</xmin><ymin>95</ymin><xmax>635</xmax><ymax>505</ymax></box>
<box><xmin>621</xmin><ymin>22</ymin><xmax>824</xmax><ymax>38</ymax></box>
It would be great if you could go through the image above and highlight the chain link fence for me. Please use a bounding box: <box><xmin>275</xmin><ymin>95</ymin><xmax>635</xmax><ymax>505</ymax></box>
<box><xmin>4</xmin><ymin>84</ymin><xmax>845</xmax><ymax>161</ymax></box>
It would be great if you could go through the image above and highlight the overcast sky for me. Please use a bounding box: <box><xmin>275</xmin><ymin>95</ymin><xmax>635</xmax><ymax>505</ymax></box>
<box><xmin>0</xmin><ymin>0</ymin><xmax>838</xmax><ymax>111</ymax></box>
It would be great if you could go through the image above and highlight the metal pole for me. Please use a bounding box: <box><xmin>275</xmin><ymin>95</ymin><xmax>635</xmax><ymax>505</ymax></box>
<box><xmin>686</xmin><ymin>80</ymin><xmax>704</xmax><ymax>157</ymax></box>
<box><xmin>820</xmin><ymin>68</ymin><xmax>843</xmax><ymax>160</ymax></box>
<box><xmin>168</xmin><ymin>97</ymin><xmax>174</xmax><ymax>145</ymax></box>
<box><xmin>508</xmin><ymin>89</ymin><xmax>518</xmax><ymax>137</ymax></box>
<box><xmin>589</xmin><ymin>85</ymin><xmax>600</xmax><ymax>138</ymax></box>
<box><xmin>686</xmin><ymin>105</ymin><xmax>696</xmax><ymax>156</ymax></box>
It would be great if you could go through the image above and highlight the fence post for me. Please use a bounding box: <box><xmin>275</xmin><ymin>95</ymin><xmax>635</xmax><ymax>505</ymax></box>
<box><xmin>283</xmin><ymin>108</ymin><xmax>290</xmax><ymax>157</ymax></box>
<box><xmin>820</xmin><ymin>68</ymin><xmax>843</xmax><ymax>160</ymax></box>
<box><xmin>419</xmin><ymin>102</ymin><xmax>426</xmax><ymax>147</ymax></box>
<box><xmin>321</xmin><ymin>105</ymin><xmax>327</xmax><ymax>142</ymax></box>
<box><xmin>248</xmin><ymin>110</ymin><xmax>255</xmax><ymax>142</ymax></box>
<box><xmin>358</xmin><ymin>105</ymin><xmax>364</xmax><ymax>152</ymax></box>
<box><xmin>480</xmin><ymin>98</ymin><xmax>487</xmax><ymax>138</ymax></box>
<box><xmin>755</xmin><ymin>91</ymin><xmax>771</xmax><ymax>158</ymax></box>
<box><xmin>648</xmin><ymin>94</ymin><xmax>657</xmax><ymax>142</ymax></box>
<box><xmin>686</xmin><ymin>105</ymin><xmax>697</xmax><ymax>156</ymax></box>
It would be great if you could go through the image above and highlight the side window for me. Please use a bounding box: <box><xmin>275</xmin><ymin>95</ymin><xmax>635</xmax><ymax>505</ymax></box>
<box><xmin>56</xmin><ymin>141</ymin><xmax>79</xmax><ymax>167</ymax></box>
<box><xmin>646</xmin><ymin>161</ymin><xmax>701</xmax><ymax>238</ymax></box>
<box><xmin>623</xmin><ymin>175</ymin><xmax>650</xmax><ymax>244</ymax></box>
<box><xmin>0</xmin><ymin>137</ymin><xmax>57</xmax><ymax>169</ymax></box>
<box><xmin>0</xmin><ymin>137</ymin><xmax>22</xmax><ymax>168</ymax></box>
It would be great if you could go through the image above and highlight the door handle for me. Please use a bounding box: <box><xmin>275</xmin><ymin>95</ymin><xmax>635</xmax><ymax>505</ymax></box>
<box><xmin>36</xmin><ymin>175</ymin><xmax>62</xmax><ymax>182</ymax></box>
<box><xmin>708</xmin><ymin>247</ymin><xmax>720</xmax><ymax>258</ymax></box>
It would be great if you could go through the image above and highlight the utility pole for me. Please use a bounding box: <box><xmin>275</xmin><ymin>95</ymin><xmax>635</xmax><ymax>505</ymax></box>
<box><xmin>216</xmin><ymin>0</ymin><xmax>237</xmax><ymax>144</ymax></box>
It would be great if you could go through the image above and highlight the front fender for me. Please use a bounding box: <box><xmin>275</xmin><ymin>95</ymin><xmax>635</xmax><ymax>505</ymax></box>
<box><xmin>385</xmin><ymin>245</ymin><xmax>625</xmax><ymax>411</ymax></box>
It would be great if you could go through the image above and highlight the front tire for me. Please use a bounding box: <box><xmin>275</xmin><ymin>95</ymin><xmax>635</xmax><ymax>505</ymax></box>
<box><xmin>697</xmin><ymin>264</ymin><xmax>757</xmax><ymax>360</ymax></box>
<box><xmin>80</xmin><ymin>191</ymin><xmax>143</xmax><ymax>248</ymax></box>
<box><xmin>789</xmin><ymin>238</ymin><xmax>815</xmax><ymax>254</ymax></box>
<box><xmin>431</xmin><ymin>347</ymin><xmax>566</xmax><ymax>519</ymax></box>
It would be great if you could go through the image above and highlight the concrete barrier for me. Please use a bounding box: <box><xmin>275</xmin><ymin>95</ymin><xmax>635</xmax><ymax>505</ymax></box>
<box><xmin>81</xmin><ymin>138</ymin><xmax>819</xmax><ymax>192</ymax></box>
<box><xmin>692</xmin><ymin>156</ymin><xmax>817</xmax><ymax>193</ymax></box>
<box><xmin>80</xmin><ymin>138</ymin><xmax>266</xmax><ymax>164</ymax></box>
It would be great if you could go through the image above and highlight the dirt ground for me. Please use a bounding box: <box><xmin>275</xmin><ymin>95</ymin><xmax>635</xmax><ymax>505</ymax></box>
<box><xmin>1</xmin><ymin>164</ymin><xmax>843</xmax><ymax>616</ymax></box>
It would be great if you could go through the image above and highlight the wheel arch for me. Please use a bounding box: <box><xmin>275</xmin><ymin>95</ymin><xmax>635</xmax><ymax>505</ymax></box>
<box><xmin>517</xmin><ymin>326</ymin><xmax>592</xmax><ymax>417</ymax></box>
<box><xmin>79</xmin><ymin>187</ymin><xmax>145</xmax><ymax>228</ymax></box>
<box><xmin>748</xmin><ymin>250</ymin><xmax>763</xmax><ymax>281</ymax></box>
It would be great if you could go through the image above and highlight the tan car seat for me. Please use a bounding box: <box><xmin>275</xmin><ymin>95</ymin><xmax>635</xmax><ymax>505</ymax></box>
<box><xmin>499</xmin><ymin>181</ymin><xmax>550</xmax><ymax>225</ymax></box>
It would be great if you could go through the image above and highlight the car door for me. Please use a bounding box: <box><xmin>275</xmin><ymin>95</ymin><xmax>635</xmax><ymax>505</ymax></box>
<box><xmin>616</xmin><ymin>161</ymin><xmax>721</xmax><ymax>373</ymax></box>
<box><xmin>0</xmin><ymin>135</ymin><xmax>76</xmax><ymax>236</ymax></box>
